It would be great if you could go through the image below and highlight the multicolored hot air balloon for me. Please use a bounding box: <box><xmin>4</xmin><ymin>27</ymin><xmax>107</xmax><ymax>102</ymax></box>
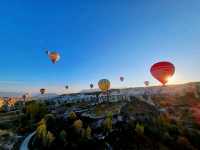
<box><xmin>120</xmin><ymin>76</ymin><xmax>124</xmax><ymax>82</ymax></box>
<box><xmin>40</xmin><ymin>88</ymin><xmax>46</xmax><ymax>94</ymax></box>
<box><xmin>144</xmin><ymin>81</ymin><xmax>149</xmax><ymax>86</ymax></box>
<box><xmin>90</xmin><ymin>84</ymin><xmax>94</xmax><ymax>89</ymax></box>
<box><xmin>150</xmin><ymin>61</ymin><xmax>175</xmax><ymax>85</ymax></box>
<box><xmin>98</xmin><ymin>79</ymin><xmax>110</xmax><ymax>92</ymax></box>
<box><xmin>48</xmin><ymin>51</ymin><xmax>60</xmax><ymax>64</ymax></box>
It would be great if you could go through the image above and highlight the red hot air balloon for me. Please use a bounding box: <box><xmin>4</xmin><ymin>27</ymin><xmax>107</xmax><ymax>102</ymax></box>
<box><xmin>150</xmin><ymin>61</ymin><xmax>175</xmax><ymax>85</ymax></box>
<box><xmin>120</xmin><ymin>76</ymin><xmax>124</xmax><ymax>82</ymax></box>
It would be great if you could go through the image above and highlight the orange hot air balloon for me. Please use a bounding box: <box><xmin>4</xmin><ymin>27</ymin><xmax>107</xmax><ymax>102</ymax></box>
<box><xmin>150</xmin><ymin>61</ymin><xmax>175</xmax><ymax>85</ymax></box>
<box><xmin>120</xmin><ymin>76</ymin><xmax>124</xmax><ymax>82</ymax></box>
<box><xmin>90</xmin><ymin>84</ymin><xmax>94</xmax><ymax>89</ymax></box>
<box><xmin>98</xmin><ymin>79</ymin><xmax>110</xmax><ymax>92</ymax></box>
<box><xmin>48</xmin><ymin>51</ymin><xmax>60</xmax><ymax>64</ymax></box>
<box><xmin>144</xmin><ymin>81</ymin><xmax>149</xmax><ymax>86</ymax></box>
<box><xmin>40</xmin><ymin>88</ymin><xmax>46</xmax><ymax>94</ymax></box>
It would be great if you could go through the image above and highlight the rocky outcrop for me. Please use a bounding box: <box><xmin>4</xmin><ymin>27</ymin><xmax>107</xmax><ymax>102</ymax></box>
<box><xmin>120</xmin><ymin>99</ymin><xmax>159</xmax><ymax>122</ymax></box>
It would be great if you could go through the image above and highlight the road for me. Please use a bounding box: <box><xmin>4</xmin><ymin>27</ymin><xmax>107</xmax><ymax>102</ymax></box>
<box><xmin>20</xmin><ymin>131</ymin><xmax>36</xmax><ymax>150</ymax></box>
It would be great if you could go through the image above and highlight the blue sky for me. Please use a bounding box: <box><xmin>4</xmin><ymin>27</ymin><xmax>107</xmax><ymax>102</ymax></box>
<box><xmin>0</xmin><ymin>0</ymin><xmax>200</xmax><ymax>93</ymax></box>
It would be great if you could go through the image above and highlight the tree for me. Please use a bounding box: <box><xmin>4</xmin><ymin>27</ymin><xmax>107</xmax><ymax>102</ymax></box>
<box><xmin>59</xmin><ymin>130</ymin><xmax>67</xmax><ymax>143</ymax></box>
<box><xmin>68</xmin><ymin>111</ymin><xmax>77</xmax><ymax>120</ymax></box>
<box><xmin>36</xmin><ymin>117</ymin><xmax>55</xmax><ymax>147</ymax></box>
<box><xmin>73</xmin><ymin>119</ymin><xmax>83</xmax><ymax>130</ymax></box>
<box><xmin>85</xmin><ymin>126</ymin><xmax>92</xmax><ymax>139</ymax></box>
<box><xmin>44</xmin><ymin>114</ymin><xmax>57</xmax><ymax>134</ymax></box>
<box><xmin>26</xmin><ymin>101</ymin><xmax>47</xmax><ymax>122</ymax></box>
<box><xmin>135</xmin><ymin>123</ymin><xmax>144</xmax><ymax>136</ymax></box>
<box><xmin>46</xmin><ymin>131</ymin><xmax>55</xmax><ymax>147</ymax></box>
<box><xmin>36</xmin><ymin>119</ymin><xmax>47</xmax><ymax>145</ymax></box>
<box><xmin>103</xmin><ymin>112</ymin><xmax>113</xmax><ymax>133</ymax></box>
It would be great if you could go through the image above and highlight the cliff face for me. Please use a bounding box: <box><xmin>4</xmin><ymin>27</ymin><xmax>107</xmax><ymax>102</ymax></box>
<box><xmin>120</xmin><ymin>82</ymin><xmax>200</xmax><ymax>97</ymax></box>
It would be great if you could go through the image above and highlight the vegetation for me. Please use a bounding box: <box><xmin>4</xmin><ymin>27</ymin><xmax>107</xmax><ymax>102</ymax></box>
<box><xmin>29</xmin><ymin>98</ymin><xmax>200</xmax><ymax>150</ymax></box>
<box><xmin>2</xmin><ymin>92</ymin><xmax>200</xmax><ymax>150</ymax></box>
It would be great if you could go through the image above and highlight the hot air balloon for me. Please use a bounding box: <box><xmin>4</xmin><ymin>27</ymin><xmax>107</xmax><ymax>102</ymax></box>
<box><xmin>98</xmin><ymin>79</ymin><xmax>111</xmax><ymax>92</ymax></box>
<box><xmin>144</xmin><ymin>81</ymin><xmax>149</xmax><ymax>86</ymax></box>
<box><xmin>150</xmin><ymin>61</ymin><xmax>175</xmax><ymax>85</ymax></box>
<box><xmin>40</xmin><ymin>88</ymin><xmax>46</xmax><ymax>94</ymax></box>
<box><xmin>65</xmin><ymin>85</ymin><xmax>69</xmax><ymax>89</ymax></box>
<box><xmin>22</xmin><ymin>94</ymin><xmax>27</xmax><ymax>101</ymax></box>
<box><xmin>48</xmin><ymin>51</ymin><xmax>60</xmax><ymax>64</ymax></box>
<box><xmin>45</xmin><ymin>50</ymin><xmax>50</xmax><ymax>55</ymax></box>
<box><xmin>120</xmin><ymin>76</ymin><xmax>124</xmax><ymax>82</ymax></box>
<box><xmin>90</xmin><ymin>84</ymin><xmax>94</xmax><ymax>89</ymax></box>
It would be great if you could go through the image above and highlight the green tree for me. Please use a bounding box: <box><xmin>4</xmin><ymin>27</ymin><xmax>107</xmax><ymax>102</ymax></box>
<box><xmin>135</xmin><ymin>123</ymin><xmax>144</xmax><ymax>136</ymax></box>
<box><xmin>36</xmin><ymin>117</ymin><xmax>55</xmax><ymax>147</ymax></box>
<box><xmin>26</xmin><ymin>101</ymin><xmax>47</xmax><ymax>122</ymax></box>
<box><xmin>36</xmin><ymin>119</ymin><xmax>47</xmax><ymax>145</ymax></box>
<box><xmin>68</xmin><ymin>111</ymin><xmax>77</xmax><ymax>120</ymax></box>
<box><xmin>46</xmin><ymin>131</ymin><xmax>55</xmax><ymax>147</ymax></box>
<box><xmin>59</xmin><ymin>130</ymin><xmax>67</xmax><ymax>143</ymax></box>
<box><xmin>85</xmin><ymin>126</ymin><xmax>92</xmax><ymax>139</ymax></box>
<box><xmin>103</xmin><ymin>112</ymin><xmax>113</xmax><ymax>133</ymax></box>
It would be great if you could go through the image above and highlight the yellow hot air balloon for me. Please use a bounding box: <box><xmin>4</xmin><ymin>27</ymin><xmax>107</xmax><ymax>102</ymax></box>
<box><xmin>98</xmin><ymin>79</ymin><xmax>110</xmax><ymax>92</ymax></box>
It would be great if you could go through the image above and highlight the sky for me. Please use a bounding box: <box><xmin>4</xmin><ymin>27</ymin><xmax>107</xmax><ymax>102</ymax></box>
<box><xmin>0</xmin><ymin>0</ymin><xmax>200</xmax><ymax>94</ymax></box>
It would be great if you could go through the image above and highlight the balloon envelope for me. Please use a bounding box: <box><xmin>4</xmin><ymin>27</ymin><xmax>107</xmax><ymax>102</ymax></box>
<box><xmin>40</xmin><ymin>88</ymin><xmax>46</xmax><ymax>94</ymax></box>
<box><xmin>150</xmin><ymin>61</ymin><xmax>175</xmax><ymax>85</ymax></box>
<box><xmin>120</xmin><ymin>76</ymin><xmax>124</xmax><ymax>82</ymax></box>
<box><xmin>90</xmin><ymin>84</ymin><xmax>94</xmax><ymax>89</ymax></box>
<box><xmin>48</xmin><ymin>51</ymin><xmax>60</xmax><ymax>64</ymax></box>
<box><xmin>144</xmin><ymin>81</ymin><xmax>149</xmax><ymax>86</ymax></box>
<box><xmin>98</xmin><ymin>79</ymin><xmax>110</xmax><ymax>91</ymax></box>
<box><xmin>45</xmin><ymin>50</ymin><xmax>50</xmax><ymax>55</ymax></box>
<box><xmin>22</xmin><ymin>94</ymin><xmax>27</xmax><ymax>100</ymax></box>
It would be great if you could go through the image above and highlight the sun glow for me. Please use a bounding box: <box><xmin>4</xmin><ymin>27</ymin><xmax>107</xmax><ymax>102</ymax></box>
<box><xmin>166</xmin><ymin>73</ymin><xmax>182</xmax><ymax>85</ymax></box>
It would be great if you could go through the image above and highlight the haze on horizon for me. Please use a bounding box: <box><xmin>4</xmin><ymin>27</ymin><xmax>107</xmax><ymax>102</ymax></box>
<box><xmin>0</xmin><ymin>0</ymin><xmax>200</xmax><ymax>94</ymax></box>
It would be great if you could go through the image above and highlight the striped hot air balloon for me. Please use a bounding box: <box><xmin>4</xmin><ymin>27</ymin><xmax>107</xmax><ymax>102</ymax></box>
<box><xmin>40</xmin><ymin>88</ymin><xmax>46</xmax><ymax>94</ymax></box>
<box><xmin>98</xmin><ymin>79</ymin><xmax>110</xmax><ymax>92</ymax></box>
<box><xmin>48</xmin><ymin>51</ymin><xmax>60</xmax><ymax>64</ymax></box>
<box><xmin>150</xmin><ymin>61</ymin><xmax>175</xmax><ymax>85</ymax></box>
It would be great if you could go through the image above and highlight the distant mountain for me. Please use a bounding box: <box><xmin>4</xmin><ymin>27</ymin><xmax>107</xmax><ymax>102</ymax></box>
<box><xmin>80</xmin><ymin>89</ymin><xmax>101</xmax><ymax>93</ymax></box>
<box><xmin>32</xmin><ymin>93</ymin><xmax>59</xmax><ymax>100</ymax></box>
<box><xmin>0</xmin><ymin>92</ymin><xmax>23</xmax><ymax>97</ymax></box>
